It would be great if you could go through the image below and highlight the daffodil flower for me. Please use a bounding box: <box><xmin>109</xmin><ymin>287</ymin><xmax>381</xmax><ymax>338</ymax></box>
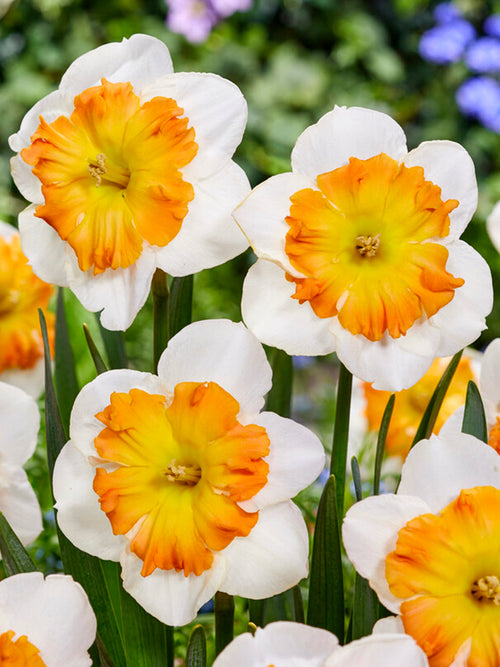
<box><xmin>10</xmin><ymin>34</ymin><xmax>249</xmax><ymax>331</ymax></box>
<box><xmin>234</xmin><ymin>106</ymin><xmax>492</xmax><ymax>390</ymax></box>
<box><xmin>53</xmin><ymin>319</ymin><xmax>324</xmax><ymax>625</ymax></box>
<box><xmin>343</xmin><ymin>432</ymin><xmax>500</xmax><ymax>666</ymax></box>
<box><xmin>212</xmin><ymin>620</ymin><xmax>429</xmax><ymax>666</ymax></box>
<box><xmin>0</xmin><ymin>572</ymin><xmax>96</xmax><ymax>666</ymax></box>
<box><xmin>0</xmin><ymin>381</ymin><xmax>42</xmax><ymax>547</ymax></box>
<box><xmin>0</xmin><ymin>221</ymin><xmax>54</xmax><ymax>398</ymax></box>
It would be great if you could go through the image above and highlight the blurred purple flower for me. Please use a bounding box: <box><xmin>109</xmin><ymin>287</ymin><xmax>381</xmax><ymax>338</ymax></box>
<box><xmin>456</xmin><ymin>76</ymin><xmax>500</xmax><ymax>129</ymax></box>
<box><xmin>166</xmin><ymin>0</ymin><xmax>217</xmax><ymax>43</ymax></box>
<box><xmin>433</xmin><ymin>2</ymin><xmax>463</xmax><ymax>24</ymax></box>
<box><xmin>484</xmin><ymin>14</ymin><xmax>500</xmax><ymax>38</ymax></box>
<box><xmin>419</xmin><ymin>19</ymin><xmax>475</xmax><ymax>64</ymax></box>
<box><xmin>465</xmin><ymin>36</ymin><xmax>500</xmax><ymax>73</ymax></box>
<box><xmin>211</xmin><ymin>0</ymin><xmax>252</xmax><ymax>18</ymax></box>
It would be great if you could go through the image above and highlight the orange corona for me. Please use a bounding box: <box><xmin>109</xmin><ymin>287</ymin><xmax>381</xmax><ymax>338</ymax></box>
<box><xmin>0</xmin><ymin>630</ymin><xmax>45</xmax><ymax>666</ymax></box>
<box><xmin>93</xmin><ymin>382</ymin><xmax>270</xmax><ymax>577</ymax></box>
<box><xmin>285</xmin><ymin>153</ymin><xmax>463</xmax><ymax>342</ymax></box>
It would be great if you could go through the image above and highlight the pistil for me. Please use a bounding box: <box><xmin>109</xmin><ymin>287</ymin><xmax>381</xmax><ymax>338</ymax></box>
<box><xmin>355</xmin><ymin>233</ymin><xmax>380</xmax><ymax>258</ymax></box>
<box><xmin>471</xmin><ymin>575</ymin><xmax>500</xmax><ymax>605</ymax></box>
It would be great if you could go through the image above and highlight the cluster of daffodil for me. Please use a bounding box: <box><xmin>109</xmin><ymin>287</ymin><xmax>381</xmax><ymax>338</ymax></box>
<box><xmin>0</xmin><ymin>32</ymin><xmax>498</xmax><ymax>666</ymax></box>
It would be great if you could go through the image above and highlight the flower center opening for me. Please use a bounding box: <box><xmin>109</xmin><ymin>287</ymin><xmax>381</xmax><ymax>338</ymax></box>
<box><xmin>163</xmin><ymin>459</ymin><xmax>202</xmax><ymax>486</ymax></box>
<box><xmin>471</xmin><ymin>575</ymin><xmax>500</xmax><ymax>605</ymax></box>
<box><xmin>355</xmin><ymin>233</ymin><xmax>380</xmax><ymax>258</ymax></box>
<box><xmin>92</xmin><ymin>382</ymin><xmax>270</xmax><ymax>577</ymax></box>
<box><xmin>284</xmin><ymin>152</ymin><xmax>463</xmax><ymax>341</ymax></box>
<box><xmin>22</xmin><ymin>79</ymin><xmax>198</xmax><ymax>275</ymax></box>
<box><xmin>0</xmin><ymin>630</ymin><xmax>46</xmax><ymax>666</ymax></box>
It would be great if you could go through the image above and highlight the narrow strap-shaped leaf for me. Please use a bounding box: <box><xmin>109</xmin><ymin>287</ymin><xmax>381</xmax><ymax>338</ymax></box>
<box><xmin>292</xmin><ymin>585</ymin><xmax>305</xmax><ymax>624</ymax></box>
<box><xmin>411</xmin><ymin>350</ymin><xmax>463</xmax><ymax>448</ymax></box>
<box><xmin>120</xmin><ymin>586</ymin><xmax>173</xmax><ymax>667</ymax></box>
<box><xmin>350</xmin><ymin>574</ymin><xmax>380</xmax><ymax>640</ymax></box>
<box><xmin>54</xmin><ymin>288</ymin><xmax>80</xmax><ymax>432</ymax></box>
<box><xmin>152</xmin><ymin>268</ymin><xmax>169</xmax><ymax>371</ymax></box>
<box><xmin>83</xmin><ymin>323</ymin><xmax>108</xmax><ymax>375</ymax></box>
<box><xmin>351</xmin><ymin>457</ymin><xmax>362</xmax><ymax>502</ymax></box>
<box><xmin>0</xmin><ymin>513</ymin><xmax>37</xmax><ymax>575</ymax></box>
<box><xmin>330</xmin><ymin>363</ymin><xmax>353</xmax><ymax>518</ymax></box>
<box><xmin>186</xmin><ymin>625</ymin><xmax>207</xmax><ymax>667</ymax></box>
<box><xmin>307</xmin><ymin>475</ymin><xmax>344</xmax><ymax>641</ymax></box>
<box><xmin>97</xmin><ymin>317</ymin><xmax>127</xmax><ymax>369</ymax></box>
<box><xmin>265</xmin><ymin>349</ymin><xmax>293</xmax><ymax>417</ymax></box>
<box><xmin>462</xmin><ymin>380</ymin><xmax>488</xmax><ymax>442</ymax></box>
<box><xmin>41</xmin><ymin>309</ymin><xmax>126</xmax><ymax>667</ymax></box>
<box><xmin>248</xmin><ymin>599</ymin><xmax>265</xmax><ymax>627</ymax></box>
<box><xmin>373</xmin><ymin>394</ymin><xmax>395</xmax><ymax>496</ymax></box>
<box><xmin>168</xmin><ymin>275</ymin><xmax>193</xmax><ymax>340</ymax></box>
<box><xmin>215</xmin><ymin>591</ymin><xmax>234</xmax><ymax>656</ymax></box>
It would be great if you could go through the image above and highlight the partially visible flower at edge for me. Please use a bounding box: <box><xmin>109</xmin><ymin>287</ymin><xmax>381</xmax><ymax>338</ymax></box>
<box><xmin>0</xmin><ymin>381</ymin><xmax>42</xmax><ymax>549</ymax></box>
<box><xmin>10</xmin><ymin>34</ymin><xmax>250</xmax><ymax>331</ymax></box>
<box><xmin>165</xmin><ymin>0</ymin><xmax>253</xmax><ymax>43</ymax></box>
<box><xmin>234</xmin><ymin>105</ymin><xmax>492</xmax><ymax>391</ymax></box>
<box><xmin>0</xmin><ymin>220</ymin><xmax>54</xmax><ymax>398</ymax></box>
<box><xmin>486</xmin><ymin>199</ymin><xmax>500</xmax><ymax>253</ymax></box>
<box><xmin>343</xmin><ymin>432</ymin><xmax>500</xmax><ymax>666</ymax></box>
<box><xmin>419</xmin><ymin>18</ymin><xmax>475</xmax><ymax>64</ymax></box>
<box><xmin>53</xmin><ymin>319</ymin><xmax>325</xmax><ymax>626</ymax></box>
<box><xmin>212</xmin><ymin>620</ymin><xmax>429</xmax><ymax>666</ymax></box>
<box><xmin>0</xmin><ymin>572</ymin><xmax>96</xmax><ymax>666</ymax></box>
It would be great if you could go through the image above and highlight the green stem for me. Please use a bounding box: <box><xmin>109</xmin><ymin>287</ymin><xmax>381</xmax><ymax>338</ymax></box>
<box><xmin>330</xmin><ymin>362</ymin><xmax>353</xmax><ymax>518</ymax></box>
<box><xmin>215</xmin><ymin>592</ymin><xmax>234</xmax><ymax>656</ymax></box>
<box><xmin>152</xmin><ymin>268</ymin><xmax>169</xmax><ymax>371</ymax></box>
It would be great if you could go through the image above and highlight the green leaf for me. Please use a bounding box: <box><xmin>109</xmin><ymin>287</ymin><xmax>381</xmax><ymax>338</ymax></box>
<box><xmin>411</xmin><ymin>350</ymin><xmax>463</xmax><ymax>448</ymax></box>
<box><xmin>292</xmin><ymin>585</ymin><xmax>305</xmax><ymax>624</ymax></box>
<box><xmin>330</xmin><ymin>362</ymin><xmax>353</xmax><ymax>518</ymax></box>
<box><xmin>54</xmin><ymin>288</ymin><xmax>80</xmax><ymax>432</ymax></box>
<box><xmin>168</xmin><ymin>275</ymin><xmax>193</xmax><ymax>340</ymax></box>
<box><xmin>462</xmin><ymin>381</ymin><xmax>488</xmax><ymax>443</ymax></box>
<box><xmin>120</xmin><ymin>587</ymin><xmax>173</xmax><ymax>667</ymax></box>
<box><xmin>307</xmin><ymin>475</ymin><xmax>344</xmax><ymax>640</ymax></box>
<box><xmin>0</xmin><ymin>513</ymin><xmax>37</xmax><ymax>575</ymax></box>
<box><xmin>373</xmin><ymin>394</ymin><xmax>395</xmax><ymax>496</ymax></box>
<box><xmin>350</xmin><ymin>457</ymin><xmax>362</xmax><ymax>501</ymax></box>
<box><xmin>152</xmin><ymin>268</ymin><xmax>169</xmax><ymax>371</ymax></box>
<box><xmin>350</xmin><ymin>574</ymin><xmax>380</xmax><ymax>640</ymax></box>
<box><xmin>83</xmin><ymin>323</ymin><xmax>108</xmax><ymax>375</ymax></box>
<box><xmin>265</xmin><ymin>349</ymin><xmax>293</xmax><ymax>417</ymax></box>
<box><xmin>40</xmin><ymin>309</ymin><xmax>126</xmax><ymax>667</ymax></box>
<box><xmin>97</xmin><ymin>318</ymin><xmax>127</xmax><ymax>370</ymax></box>
<box><xmin>186</xmin><ymin>625</ymin><xmax>207</xmax><ymax>667</ymax></box>
<box><xmin>215</xmin><ymin>591</ymin><xmax>234</xmax><ymax>656</ymax></box>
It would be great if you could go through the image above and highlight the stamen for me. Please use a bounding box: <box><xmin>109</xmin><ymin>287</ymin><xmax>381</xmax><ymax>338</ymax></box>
<box><xmin>355</xmin><ymin>233</ymin><xmax>380</xmax><ymax>257</ymax></box>
<box><xmin>163</xmin><ymin>459</ymin><xmax>202</xmax><ymax>486</ymax></box>
<box><xmin>471</xmin><ymin>575</ymin><xmax>500</xmax><ymax>604</ymax></box>
<box><xmin>88</xmin><ymin>153</ymin><xmax>107</xmax><ymax>187</ymax></box>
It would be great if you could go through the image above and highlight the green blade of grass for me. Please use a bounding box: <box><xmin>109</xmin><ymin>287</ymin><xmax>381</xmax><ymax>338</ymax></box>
<box><xmin>462</xmin><ymin>380</ymin><xmax>488</xmax><ymax>442</ymax></box>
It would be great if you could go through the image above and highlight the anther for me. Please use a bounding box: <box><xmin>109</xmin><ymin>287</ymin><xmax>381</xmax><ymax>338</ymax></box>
<box><xmin>471</xmin><ymin>575</ymin><xmax>500</xmax><ymax>605</ymax></box>
<box><xmin>88</xmin><ymin>153</ymin><xmax>107</xmax><ymax>187</ymax></box>
<box><xmin>355</xmin><ymin>234</ymin><xmax>380</xmax><ymax>258</ymax></box>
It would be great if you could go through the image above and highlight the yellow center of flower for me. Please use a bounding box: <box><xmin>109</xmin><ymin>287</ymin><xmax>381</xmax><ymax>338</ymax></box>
<box><xmin>93</xmin><ymin>382</ymin><xmax>270</xmax><ymax>577</ymax></box>
<box><xmin>386</xmin><ymin>486</ymin><xmax>500</xmax><ymax>666</ymax></box>
<box><xmin>363</xmin><ymin>356</ymin><xmax>475</xmax><ymax>459</ymax></box>
<box><xmin>21</xmin><ymin>79</ymin><xmax>198</xmax><ymax>275</ymax></box>
<box><xmin>0</xmin><ymin>630</ymin><xmax>46</xmax><ymax>665</ymax></box>
<box><xmin>0</xmin><ymin>234</ymin><xmax>54</xmax><ymax>373</ymax></box>
<box><xmin>284</xmin><ymin>153</ymin><xmax>464</xmax><ymax>342</ymax></box>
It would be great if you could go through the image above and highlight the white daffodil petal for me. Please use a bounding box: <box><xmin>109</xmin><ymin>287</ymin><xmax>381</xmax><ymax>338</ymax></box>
<box><xmin>157</xmin><ymin>319</ymin><xmax>272</xmax><ymax>416</ymax></box>
<box><xmin>0</xmin><ymin>464</ymin><xmax>42</xmax><ymax>546</ymax></box>
<box><xmin>120</xmin><ymin>550</ymin><xmax>225</xmax><ymax>626</ymax></box>
<box><xmin>325</xmin><ymin>633</ymin><xmax>429</xmax><ymax>667</ymax></box>
<box><xmin>403</xmin><ymin>140</ymin><xmax>477</xmax><ymax>239</ymax></box>
<box><xmin>220</xmin><ymin>501</ymin><xmax>309</xmax><ymax>598</ymax></box>
<box><xmin>0</xmin><ymin>382</ymin><xmax>39</xmax><ymax>465</ymax></box>
<box><xmin>373</xmin><ymin>616</ymin><xmax>405</xmax><ymax>634</ymax></box>
<box><xmin>8</xmin><ymin>88</ymin><xmax>71</xmax><ymax>153</ymax></box>
<box><xmin>0</xmin><ymin>572</ymin><xmax>96</xmax><ymax>667</ymax></box>
<box><xmin>233</xmin><ymin>172</ymin><xmax>316</xmax><ymax>275</ymax></box>
<box><xmin>480</xmin><ymin>338</ymin><xmax>500</xmax><ymax>423</ymax></box>
<box><xmin>53</xmin><ymin>443</ymin><xmax>125</xmax><ymax>561</ymax></box>
<box><xmin>291</xmin><ymin>106</ymin><xmax>407</xmax><ymax>178</ymax></box>
<box><xmin>213</xmin><ymin>621</ymin><xmax>340</xmax><ymax>667</ymax></box>
<box><xmin>155</xmin><ymin>160</ymin><xmax>249</xmax><ymax>276</ymax></box>
<box><xmin>0</xmin><ymin>358</ymin><xmax>45</xmax><ymax>400</ymax></box>
<box><xmin>10</xmin><ymin>154</ymin><xmax>41</xmax><ymax>202</ymax></box>
<box><xmin>242</xmin><ymin>260</ymin><xmax>336</xmax><ymax>356</ymax></box>
<box><xmin>238</xmin><ymin>411</ymin><xmax>325</xmax><ymax>511</ymax></box>
<box><xmin>69</xmin><ymin>369</ymin><xmax>167</xmax><ymax>457</ymax></box>
<box><xmin>342</xmin><ymin>493</ymin><xmax>431</xmax><ymax>612</ymax></box>
<box><xmin>399</xmin><ymin>433</ymin><xmax>500</xmax><ymax>512</ymax></box>
<box><xmin>486</xmin><ymin>201</ymin><xmax>500</xmax><ymax>253</ymax></box>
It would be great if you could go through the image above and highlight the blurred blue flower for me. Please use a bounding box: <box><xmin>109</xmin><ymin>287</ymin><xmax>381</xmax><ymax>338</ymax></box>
<box><xmin>465</xmin><ymin>36</ymin><xmax>500</xmax><ymax>73</ymax></box>
<box><xmin>419</xmin><ymin>19</ymin><xmax>475</xmax><ymax>64</ymax></box>
<box><xmin>456</xmin><ymin>76</ymin><xmax>500</xmax><ymax>119</ymax></box>
<box><xmin>199</xmin><ymin>598</ymin><xmax>215</xmax><ymax>614</ymax></box>
<box><xmin>292</xmin><ymin>355</ymin><xmax>315</xmax><ymax>369</ymax></box>
<box><xmin>434</xmin><ymin>2</ymin><xmax>463</xmax><ymax>24</ymax></box>
<box><xmin>316</xmin><ymin>468</ymin><xmax>330</xmax><ymax>488</ymax></box>
<box><xmin>484</xmin><ymin>14</ymin><xmax>500</xmax><ymax>38</ymax></box>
